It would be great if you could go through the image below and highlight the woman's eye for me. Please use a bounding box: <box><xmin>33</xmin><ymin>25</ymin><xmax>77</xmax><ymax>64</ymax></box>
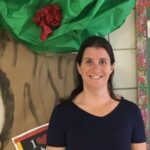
<box><xmin>99</xmin><ymin>60</ymin><xmax>106</xmax><ymax>65</ymax></box>
<box><xmin>85</xmin><ymin>60</ymin><xmax>92</xmax><ymax>64</ymax></box>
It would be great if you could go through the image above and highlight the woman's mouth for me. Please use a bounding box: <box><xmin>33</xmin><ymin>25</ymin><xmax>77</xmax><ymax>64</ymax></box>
<box><xmin>89</xmin><ymin>75</ymin><xmax>103</xmax><ymax>79</ymax></box>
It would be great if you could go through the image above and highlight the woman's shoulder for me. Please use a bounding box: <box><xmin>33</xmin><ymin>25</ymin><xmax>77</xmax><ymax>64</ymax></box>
<box><xmin>52</xmin><ymin>100</ymin><xmax>73</xmax><ymax>115</ymax></box>
<box><xmin>56</xmin><ymin>100</ymin><xmax>72</xmax><ymax>108</ymax></box>
<box><xmin>121</xmin><ymin>97</ymin><xmax>141</xmax><ymax>112</ymax></box>
<box><xmin>121</xmin><ymin>97</ymin><xmax>137</xmax><ymax>105</ymax></box>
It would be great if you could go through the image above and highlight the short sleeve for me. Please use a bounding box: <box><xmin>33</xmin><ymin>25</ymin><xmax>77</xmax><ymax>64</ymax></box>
<box><xmin>46</xmin><ymin>105</ymin><xmax>67</xmax><ymax>147</ymax></box>
<box><xmin>131</xmin><ymin>106</ymin><xmax>146</xmax><ymax>143</ymax></box>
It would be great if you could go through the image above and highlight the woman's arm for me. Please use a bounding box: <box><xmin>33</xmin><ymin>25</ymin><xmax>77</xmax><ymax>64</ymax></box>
<box><xmin>46</xmin><ymin>146</ymin><xmax>65</xmax><ymax>150</ymax></box>
<box><xmin>131</xmin><ymin>142</ymin><xmax>147</xmax><ymax>150</ymax></box>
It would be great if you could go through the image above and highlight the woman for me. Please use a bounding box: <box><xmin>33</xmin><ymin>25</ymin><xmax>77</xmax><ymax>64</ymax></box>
<box><xmin>46</xmin><ymin>36</ymin><xmax>146</xmax><ymax>150</ymax></box>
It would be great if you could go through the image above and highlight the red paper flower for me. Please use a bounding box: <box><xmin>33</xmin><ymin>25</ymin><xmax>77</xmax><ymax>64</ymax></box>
<box><xmin>33</xmin><ymin>4</ymin><xmax>62</xmax><ymax>41</ymax></box>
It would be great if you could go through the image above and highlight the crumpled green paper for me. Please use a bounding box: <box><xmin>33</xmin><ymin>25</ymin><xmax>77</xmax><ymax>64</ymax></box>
<box><xmin>0</xmin><ymin>0</ymin><xmax>135</xmax><ymax>53</ymax></box>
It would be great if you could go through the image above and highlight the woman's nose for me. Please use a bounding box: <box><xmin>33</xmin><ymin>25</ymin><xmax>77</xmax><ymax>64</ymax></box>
<box><xmin>92</xmin><ymin>63</ymin><xmax>101</xmax><ymax>71</ymax></box>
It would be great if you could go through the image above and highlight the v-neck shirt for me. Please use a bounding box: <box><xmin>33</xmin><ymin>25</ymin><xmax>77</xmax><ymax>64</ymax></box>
<box><xmin>47</xmin><ymin>97</ymin><xmax>146</xmax><ymax>150</ymax></box>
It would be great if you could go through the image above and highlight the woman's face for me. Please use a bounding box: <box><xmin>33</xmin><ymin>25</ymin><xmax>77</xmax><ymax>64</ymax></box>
<box><xmin>77</xmin><ymin>47</ymin><xmax>114</xmax><ymax>90</ymax></box>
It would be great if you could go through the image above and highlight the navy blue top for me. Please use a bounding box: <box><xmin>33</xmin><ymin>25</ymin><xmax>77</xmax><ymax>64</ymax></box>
<box><xmin>47</xmin><ymin>97</ymin><xmax>146</xmax><ymax>150</ymax></box>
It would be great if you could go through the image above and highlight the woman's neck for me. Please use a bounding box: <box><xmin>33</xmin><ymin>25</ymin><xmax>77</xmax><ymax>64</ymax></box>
<box><xmin>78</xmin><ymin>87</ymin><xmax>112</xmax><ymax>105</ymax></box>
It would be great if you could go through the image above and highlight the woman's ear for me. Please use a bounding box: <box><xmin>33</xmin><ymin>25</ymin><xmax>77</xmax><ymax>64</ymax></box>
<box><xmin>77</xmin><ymin>63</ymin><xmax>81</xmax><ymax>75</ymax></box>
<box><xmin>111</xmin><ymin>63</ymin><xmax>115</xmax><ymax>73</ymax></box>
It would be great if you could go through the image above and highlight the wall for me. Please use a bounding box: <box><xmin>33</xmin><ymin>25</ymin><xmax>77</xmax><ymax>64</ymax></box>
<box><xmin>110</xmin><ymin>9</ymin><xmax>137</xmax><ymax>103</ymax></box>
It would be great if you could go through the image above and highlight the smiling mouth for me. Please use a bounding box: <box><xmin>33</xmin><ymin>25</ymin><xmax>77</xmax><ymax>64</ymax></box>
<box><xmin>89</xmin><ymin>75</ymin><xmax>103</xmax><ymax>79</ymax></box>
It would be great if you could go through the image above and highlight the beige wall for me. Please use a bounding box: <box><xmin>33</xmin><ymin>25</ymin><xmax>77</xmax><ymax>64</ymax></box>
<box><xmin>109</xmin><ymin>9</ymin><xmax>137</xmax><ymax>103</ymax></box>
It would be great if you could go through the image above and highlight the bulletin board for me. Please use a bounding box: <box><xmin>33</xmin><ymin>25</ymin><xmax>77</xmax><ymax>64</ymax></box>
<box><xmin>136</xmin><ymin>0</ymin><xmax>150</xmax><ymax>149</ymax></box>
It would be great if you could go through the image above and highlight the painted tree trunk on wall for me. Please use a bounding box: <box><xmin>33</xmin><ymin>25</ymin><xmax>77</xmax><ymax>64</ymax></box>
<box><xmin>0</xmin><ymin>30</ymin><xmax>76</xmax><ymax>150</ymax></box>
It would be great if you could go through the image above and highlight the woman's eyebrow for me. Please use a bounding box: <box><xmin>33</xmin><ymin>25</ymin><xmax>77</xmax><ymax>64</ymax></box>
<box><xmin>83</xmin><ymin>57</ymin><xmax>108</xmax><ymax>60</ymax></box>
<box><xmin>82</xmin><ymin>57</ymin><xmax>92</xmax><ymax>61</ymax></box>
<box><xmin>99</xmin><ymin>58</ymin><xmax>108</xmax><ymax>60</ymax></box>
